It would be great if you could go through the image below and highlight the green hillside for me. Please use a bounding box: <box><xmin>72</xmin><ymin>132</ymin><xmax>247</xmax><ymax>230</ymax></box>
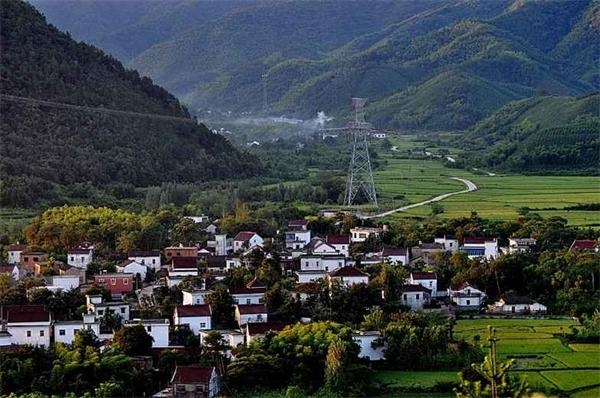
<box><xmin>460</xmin><ymin>93</ymin><xmax>600</xmax><ymax>174</ymax></box>
<box><xmin>0</xmin><ymin>0</ymin><xmax>259</xmax><ymax>208</ymax></box>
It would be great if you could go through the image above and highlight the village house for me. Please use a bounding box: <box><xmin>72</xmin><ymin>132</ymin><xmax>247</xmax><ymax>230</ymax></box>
<box><xmin>569</xmin><ymin>239</ymin><xmax>599</xmax><ymax>252</ymax></box>
<box><xmin>199</xmin><ymin>329</ymin><xmax>245</xmax><ymax>358</ymax></box>
<box><xmin>93</xmin><ymin>273</ymin><xmax>134</xmax><ymax>298</ymax></box>
<box><xmin>174</xmin><ymin>305</ymin><xmax>212</xmax><ymax>334</ymax></box>
<box><xmin>326</xmin><ymin>235</ymin><xmax>350</xmax><ymax>257</ymax></box>
<box><xmin>243</xmin><ymin>321</ymin><xmax>291</xmax><ymax>346</ymax></box>
<box><xmin>19</xmin><ymin>250</ymin><xmax>47</xmax><ymax>274</ymax></box>
<box><xmin>507</xmin><ymin>238</ymin><xmax>537</xmax><ymax>254</ymax></box>
<box><xmin>2</xmin><ymin>305</ymin><xmax>51</xmax><ymax>347</ymax></box>
<box><xmin>408</xmin><ymin>272</ymin><xmax>438</xmax><ymax>297</ymax></box>
<box><xmin>460</xmin><ymin>237</ymin><xmax>499</xmax><ymax>260</ymax></box>
<box><xmin>400</xmin><ymin>285</ymin><xmax>431</xmax><ymax>311</ymax></box>
<box><xmin>434</xmin><ymin>235</ymin><xmax>459</xmax><ymax>252</ymax></box>
<box><xmin>382</xmin><ymin>247</ymin><xmax>410</xmax><ymax>265</ymax></box>
<box><xmin>67</xmin><ymin>248</ymin><xmax>93</xmax><ymax>269</ymax></box>
<box><xmin>128</xmin><ymin>250</ymin><xmax>161</xmax><ymax>271</ymax></box>
<box><xmin>182</xmin><ymin>288</ymin><xmax>210</xmax><ymax>306</ymax></box>
<box><xmin>328</xmin><ymin>266</ymin><xmax>369</xmax><ymax>287</ymax></box>
<box><xmin>295</xmin><ymin>252</ymin><xmax>345</xmax><ymax>283</ymax></box>
<box><xmin>58</xmin><ymin>264</ymin><xmax>86</xmax><ymax>284</ymax></box>
<box><xmin>7</xmin><ymin>243</ymin><xmax>27</xmax><ymax>265</ymax></box>
<box><xmin>154</xmin><ymin>365</ymin><xmax>219</xmax><ymax>398</ymax></box>
<box><xmin>235</xmin><ymin>304</ymin><xmax>268</xmax><ymax>326</ymax></box>
<box><xmin>350</xmin><ymin>227</ymin><xmax>382</xmax><ymax>243</ymax></box>
<box><xmin>205</xmin><ymin>223</ymin><xmax>218</xmax><ymax>235</ymax></box>
<box><xmin>448</xmin><ymin>282</ymin><xmax>486</xmax><ymax>310</ymax></box>
<box><xmin>207</xmin><ymin>234</ymin><xmax>232</xmax><ymax>256</ymax></box>
<box><xmin>164</xmin><ymin>245</ymin><xmax>199</xmax><ymax>260</ymax></box>
<box><xmin>167</xmin><ymin>257</ymin><xmax>199</xmax><ymax>287</ymax></box>
<box><xmin>117</xmin><ymin>260</ymin><xmax>148</xmax><ymax>280</ymax></box>
<box><xmin>54</xmin><ymin>312</ymin><xmax>100</xmax><ymax>345</ymax></box>
<box><xmin>48</xmin><ymin>275</ymin><xmax>80</xmax><ymax>291</ymax></box>
<box><xmin>230</xmin><ymin>278</ymin><xmax>266</xmax><ymax>305</ymax></box>
<box><xmin>124</xmin><ymin>319</ymin><xmax>170</xmax><ymax>348</ymax></box>
<box><xmin>0</xmin><ymin>264</ymin><xmax>20</xmax><ymax>281</ymax></box>
<box><xmin>292</xmin><ymin>282</ymin><xmax>321</xmax><ymax>302</ymax></box>
<box><xmin>233</xmin><ymin>231</ymin><xmax>263</xmax><ymax>252</ymax></box>
<box><xmin>490</xmin><ymin>295</ymin><xmax>547</xmax><ymax>314</ymax></box>
<box><xmin>285</xmin><ymin>220</ymin><xmax>311</xmax><ymax>249</ymax></box>
<box><xmin>86</xmin><ymin>295</ymin><xmax>131</xmax><ymax>321</ymax></box>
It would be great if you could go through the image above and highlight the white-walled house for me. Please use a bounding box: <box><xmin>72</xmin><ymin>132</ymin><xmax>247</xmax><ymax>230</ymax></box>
<box><xmin>174</xmin><ymin>305</ymin><xmax>212</xmax><ymax>334</ymax></box>
<box><xmin>182</xmin><ymin>289</ymin><xmax>211</xmax><ymax>305</ymax></box>
<box><xmin>326</xmin><ymin>235</ymin><xmax>350</xmax><ymax>257</ymax></box>
<box><xmin>235</xmin><ymin>304</ymin><xmax>268</xmax><ymax>326</ymax></box>
<box><xmin>350</xmin><ymin>227</ymin><xmax>382</xmax><ymax>243</ymax></box>
<box><xmin>67</xmin><ymin>248</ymin><xmax>93</xmax><ymax>269</ymax></box>
<box><xmin>125</xmin><ymin>319</ymin><xmax>170</xmax><ymax>348</ymax></box>
<box><xmin>3</xmin><ymin>305</ymin><xmax>51</xmax><ymax>347</ymax></box>
<box><xmin>448</xmin><ymin>282</ymin><xmax>486</xmax><ymax>309</ymax></box>
<box><xmin>7</xmin><ymin>244</ymin><xmax>28</xmax><ymax>265</ymax></box>
<box><xmin>400</xmin><ymin>285</ymin><xmax>431</xmax><ymax>311</ymax></box>
<box><xmin>382</xmin><ymin>247</ymin><xmax>410</xmax><ymax>265</ymax></box>
<box><xmin>508</xmin><ymin>238</ymin><xmax>537</xmax><ymax>254</ymax></box>
<box><xmin>167</xmin><ymin>257</ymin><xmax>199</xmax><ymax>287</ymax></box>
<box><xmin>353</xmin><ymin>331</ymin><xmax>385</xmax><ymax>361</ymax></box>
<box><xmin>285</xmin><ymin>224</ymin><xmax>311</xmax><ymax>249</ymax></box>
<box><xmin>233</xmin><ymin>231</ymin><xmax>263</xmax><ymax>252</ymax></box>
<box><xmin>86</xmin><ymin>295</ymin><xmax>131</xmax><ymax>321</ymax></box>
<box><xmin>54</xmin><ymin>312</ymin><xmax>100</xmax><ymax>345</ymax></box>
<box><xmin>0</xmin><ymin>264</ymin><xmax>20</xmax><ymax>281</ymax></box>
<box><xmin>50</xmin><ymin>275</ymin><xmax>80</xmax><ymax>291</ymax></box>
<box><xmin>490</xmin><ymin>295</ymin><xmax>547</xmax><ymax>314</ymax></box>
<box><xmin>128</xmin><ymin>251</ymin><xmax>161</xmax><ymax>271</ymax></box>
<box><xmin>434</xmin><ymin>235</ymin><xmax>459</xmax><ymax>252</ymax></box>
<box><xmin>117</xmin><ymin>260</ymin><xmax>148</xmax><ymax>280</ymax></box>
<box><xmin>409</xmin><ymin>272</ymin><xmax>438</xmax><ymax>297</ymax></box>
<box><xmin>230</xmin><ymin>278</ymin><xmax>266</xmax><ymax>305</ymax></box>
<box><xmin>461</xmin><ymin>237</ymin><xmax>499</xmax><ymax>260</ymax></box>
<box><xmin>328</xmin><ymin>266</ymin><xmax>369</xmax><ymax>287</ymax></box>
<box><xmin>296</xmin><ymin>253</ymin><xmax>344</xmax><ymax>283</ymax></box>
<box><xmin>167</xmin><ymin>365</ymin><xmax>220</xmax><ymax>398</ymax></box>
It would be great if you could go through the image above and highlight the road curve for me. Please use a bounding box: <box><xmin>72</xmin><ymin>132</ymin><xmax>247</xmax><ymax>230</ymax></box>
<box><xmin>360</xmin><ymin>177</ymin><xmax>477</xmax><ymax>219</ymax></box>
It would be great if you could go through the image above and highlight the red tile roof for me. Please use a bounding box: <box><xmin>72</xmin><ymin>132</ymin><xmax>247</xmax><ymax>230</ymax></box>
<box><xmin>402</xmin><ymin>285</ymin><xmax>432</xmax><ymax>294</ymax></box>
<box><xmin>234</xmin><ymin>231</ymin><xmax>257</xmax><ymax>242</ymax></box>
<box><xmin>7</xmin><ymin>244</ymin><xmax>27</xmax><ymax>251</ymax></box>
<box><xmin>246</xmin><ymin>321</ymin><xmax>292</xmax><ymax>335</ymax></box>
<box><xmin>236</xmin><ymin>304</ymin><xmax>267</xmax><ymax>314</ymax></box>
<box><xmin>382</xmin><ymin>247</ymin><xmax>407</xmax><ymax>256</ymax></box>
<box><xmin>570</xmin><ymin>239</ymin><xmax>598</xmax><ymax>251</ymax></box>
<box><xmin>326</xmin><ymin>235</ymin><xmax>350</xmax><ymax>245</ymax></box>
<box><xmin>171</xmin><ymin>365</ymin><xmax>213</xmax><ymax>384</ymax></box>
<box><xmin>0</xmin><ymin>265</ymin><xmax>15</xmax><ymax>274</ymax></box>
<box><xmin>4</xmin><ymin>305</ymin><xmax>50</xmax><ymax>323</ymax></box>
<box><xmin>329</xmin><ymin>266</ymin><xmax>368</xmax><ymax>278</ymax></box>
<box><xmin>289</xmin><ymin>219</ymin><xmax>309</xmax><ymax>226</ymax></box>
<box><xmin>128</xmin><ymin>250</ymin><xmax>160</xmax><ymax>257</ymax></box>
<box><xmin>230</xmin><ymin>286</ymin><xmax>266</xmax><ymax>295</ymax></box>
<box><xmin>246</xmin><ymin>277</ymin><xmax>266</xmax><ymax>289</ymax></box>
<box><xmin>172</xmin><ymin>257</ymin><xmax>198</xmax><ymax>269</ymax></box>
<box><xmin>463</xmin><ymin>237</ymin><xmax>494</xmax><ymax>244</ymax></box>
<box><xmin>68</xmin><ymin>248</ymin><xmax>92</xmax><ymax>255</ymax></box>
<box><xmin>411</xmin><ymin>272</ymin><xmax>437</xmax><ymax>280</ymax></box>
<box><xmin>176</xmin><ymin>305</ymin><xmax>211</xmax><ymax>317</ymax></box>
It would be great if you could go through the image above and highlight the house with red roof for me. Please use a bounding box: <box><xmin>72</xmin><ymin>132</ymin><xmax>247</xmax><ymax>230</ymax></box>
<box><xmin>93</xmin><ymin>273</ymin><xmax>134</xmax><ymax>298</ymax></box>
<box><xmin>230</xmin><ymin>278</ymin><xmax>266</xmax><ymax>305</ymax></box>
<box><xmin>7</xmin><ymin>243</ymin><xmax>27</xmax><ymax>265</ymax></box>
<box><xmin>235</xmin><ymin>304</ymin><xmax>268</xmax><ymax>326</ymax></box>
<box><xmin>326</xmin><ymin>235</ymin><xmax>350</xmax><ymax>257</ymax></box>
<box><xmin>382</xmin><ymin>247</ymin><xmax>410</xmax><ymax>265</ymax></box>
<box><xmin>244</xmin><ymin>321</ymin><xmax>292</xmax><ymax>346</ymax></box>
<box><xmin>167</xmin><ymin>257</ymin><xmax>199</xmax><ymax>287</ymax></box>
<box><xmin>448</xmin><ymin>282</ymin><xmax>486</xmax><ymax>309</ymax></box>
<box><xmin>1</xmin><ymin>305</ymin><xmax>51</xmax><ymax>347</ymax></box>
<box><xmin>569</xmin><ymin>239</ymin><xmax>599</xmax><ymax>252</ymax></box>
<box><xmin>155</xmin><ymin>365</ymin><xmax>219</xmax><ymax>398</ymax></box>
<box><xmin>174</xmin><ymin>305</ymin><xmax>212</xmax><ymax>334</ymax></box>
<box><xmin>233</xmin><ymin>231</ymin><xmax>263</xmax><ymax>252</ymax></box>
<box><xmin>285</xmin><ymin>220</ymin><xmax>311</xmax><ymax>249</ymax></box>
<box><xmin>400</xmin><ymin>285</ymin><xmax>431</xmax><ymax>310</ymax></box>
<box><xmin>67</xmin><ymin>247</ymin><xmax>94</xmax><ymax>269</ymax></box>
<box><xmin>409</xmin><ymin>271</ymin><xmax>438</xmax><ymax>297</ymax></box>
<box><xmin>328</xmin><ymin>266</ymin><xmax>369</xmax><ymax>287</ymax></box>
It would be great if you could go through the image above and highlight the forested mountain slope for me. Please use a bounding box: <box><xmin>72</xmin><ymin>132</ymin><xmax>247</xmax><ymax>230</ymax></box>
<box><xmin>33</xmin><ymin>0</ymin><xmax>597</xmax><ymax>131</ymax></box>
<box><xmin>0</xmin><ymin>0</ymin><xmax>259</xmax><ymax>208</ymax></box>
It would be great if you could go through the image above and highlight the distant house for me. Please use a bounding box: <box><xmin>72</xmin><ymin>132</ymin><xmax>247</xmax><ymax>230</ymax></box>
<box><xmin>400</xmin><ymin>285</ymin><xmax>431</xmax><ymax>311</ymax></box>
<box><xmin>460</xmin><ymin>237</ymin><xmax>499</xmax><ymax>260</ymax></box>
<box><xmin>235</xmin><ymin>304</ymin><xmax>268</xmax><ymax>326</ymax></box>
<box><xmin>2</xmin><ymin>305</ymin><xmax>51</xmax><ymax>347</ymax></box>
<box><xmin>434</xmin><ymin>235</ymin><xmax>459</xmax><ymax>252</ymax></box>
<box><xmin>205</xmin><ymin>224</ymin><xmax>218</xmax><ymax>235</ymax></box>
<box><xmin>285</xmin><ymin>220</ymin><xmax>311</xmax><ymax>249</ymax></box>
<box><xmin>168</xmin><ymin>365</ymin><xmax>220</xmax><ymax>398</ymax></box>
<box><xmin>167</xmin><ymin>257</ymin><xmax>199</xmax><ymax>287</ymax></box>
<box><xmin>353</xmin><ymin>331</ymin><xmax>385</xmax><ymax>361</ymax></box>
<box><xmin>296</xmin><ymin>253</ymin><xmax>345</xmax><ymax>283</ymax></box>
<box><xmin>164</xmin><ymin>245</ymin><xmax>198</xmax><ymax>260</ymax></box>
<box><xmin>382</xmin><ymin>247</ymin><xmax>410</xmax><ymax>265</ymax></box>
<box><xmin>174</xmin><ymin>305</ymin><xmax>212</xmax><ymax>334</ymax></box>
<box><xmin>569</xmin><ymin>239</ymin><xmax>599</xmax><ymax>252</ymax></box>
<box><xmin>508</xmin><ymin>238</ymin><xmax>537</xmax><ymax>254</ymax></box>
<box><xmin>67</xmin><ymin>248</ymin><xmax>93</xmax><ymax>269</ymax></box>
<box><xmin>117</xmin><ymin>260</ymin><xmax>148</xmax><ymax>280</ymax></box>
<box><xmin>54</xmin><ymin>312</ymin><xmax>100</xmax><ymax>345</ymax></box>
<box><xmin>326</xmin><ymin>235</ymin><xmax>350</xmax><ymax>257</ymax></box>
<box><xmin>230</xmin><ymin>278</ymin><xmax>266</xmax><ymax>305</ymax></box>
<box><xmin>233</xmin><ymin>231</ymin><xmax>263</xmax><ymax>252</ymax></box>
<box><xmin>490</xmin><ymin>295</ymin><xmax>547</xmax><ymax>314</ymax></box>
<box><xmin>328</xmin><ymin>266</ymin><xmax>369</xmax><ymax>287</ymax></box>
<box><xmin>86</xmin><ymin>294</ymin><xmax>131</xmax><ymax>322</ymax></box>
<box><xmin>19</xmin><ymin>250</ymin><xmax>47</xmax><ymax>274</ymax></box>
<box><xmin>182</xmin><ymin>289</ymin><xmax>211</xmax><ymax>306</ymax></box>
<box><xmin>243</xmin><ymin>321</ymin><xmax>291</xmax><ymax>346</ymax></box>
<box><xmin>128</xmin><ymin>250</ymin><xmax>161</xmax><ymax>271</ymax></box>
<box><xmin>49</xmin><ymin>275</ymin><xmax>80</xmax><ymax>291</ymax></box>
<box><xmin>292</xmin><ymin>282</ymin><xmax>321</xmax><ymax>302</ymax></box>
<box><xmin>93</xmin><ymin>273</ymin><xmax>134</xmax><ymax>298</ymax></box>
<box><xmin>409</xmin><ymin>272</ymin><xmax>438</xmax><ymax>297</ymax></box>
<box><xmin>448</xmin><ymin>282</ymin><xmax>486</xmax><ymax>309</ymax></box>
<box><xmin>7</xmin><ymin>244</ymin><xmax>27</xmax><ymax>265</ymax></box>
<box><xmin>124</xmin><ymin>319</ymin><xmax>170</xmax><ymax>348</ymax></box>
<box><xmin>350</xmin><ymin>227</ymin><xmax>382</xmax><ymax>243</ymax></box>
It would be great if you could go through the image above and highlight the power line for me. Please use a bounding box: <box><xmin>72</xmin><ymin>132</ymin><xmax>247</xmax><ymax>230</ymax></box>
<box><xmin>0</xmin><ymin>93</ymin><xmax>195</xmax><ymax>124</ymax></box>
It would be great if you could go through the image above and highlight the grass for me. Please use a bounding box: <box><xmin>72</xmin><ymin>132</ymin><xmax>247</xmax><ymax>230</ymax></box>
<box><xmin>548</xmin><ymin>352</ymin><xmax>600</xmax><ymax>368</ymax></box>
<box><xmin>496</xmin><ymin>339</ymin><xmax>571</xmax><ymax>356</ymax></box>
<box><xmin>570</xmin><ymin>344</ymin><xmax>600</xmax><ymax>352</ymax></box>
<box><xmin>571</xmin><ymin>386</ymin><xmax>600</xmax><ymax>397</ymax></box>
<box><xmin>374</xmin><ymin>371</ymin><xmax>458</xmax><ymax>388</ymax></box>
<box><xmin>541</xmin><ymin>370</ymin><xmax>600</xmax><ymax>391</ymax></box>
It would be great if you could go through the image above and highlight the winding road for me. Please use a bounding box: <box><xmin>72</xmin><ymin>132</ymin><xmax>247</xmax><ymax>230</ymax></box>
<box><xmin>359</xmin><ymin>177</ymin><xmax>477</xmax><ymax>219</ymax></box>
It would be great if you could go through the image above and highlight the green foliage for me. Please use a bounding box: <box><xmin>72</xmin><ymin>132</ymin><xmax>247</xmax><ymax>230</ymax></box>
<box><xmin>112</xmin><ymin>324</ymin><xmax>154</xmax><ymax>356</ymax></box>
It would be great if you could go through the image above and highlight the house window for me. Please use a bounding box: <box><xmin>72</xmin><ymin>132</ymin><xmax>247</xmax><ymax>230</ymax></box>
<box><xmin>466</xmin><ymin>300</ymin><xmax>471</xmax><ymax>306</ymax></box>
<box><xmin>27</xmin><ymin>330</ymin><xmax>31</xmax><ymax>337</ymax></box>
<box><xmin>246</xmin><ymin>299</ymin><xmax>251</xmax><ymax>304</ymax></box>
<box><xmin>196</xmin><ymin>299</ymin><xmax>201</xmax><ymax>304</ymax></box>
<box><xmin>152</xmin><ymin>259</ymin><xmax>156</xmax><ymax>264</ymax></box>
<box><xmin>110</xmin><ymin>278</ymin><xmax>116</xmax><ymax>285</ymax></box>
<box><xmin>33</xmin><ymin>257</ymin><xmax>39</xmax><ymax>262</ymax></box>
<box><xmin>59</xmin><ymin>329</ymin><xmax>66</xmax><ymax>336</ymax></box>
<box><xmin>200</xmin><ymin>323</ymin><xmax>206</xmax><ymax>328</ymax></box>
<box><xmin>257</xmin><ymin>314</ymin><xmax>263</xmax><ymax>321</ymax></box>
<box><xmin>40</xmin><ymin>330</ymin><xmax>44</xmax><ymax>337</ymax></box>
<box><xmin>123</xmin><ymin>278</ymin><xmax>128</xmax><ymax>285</ymax></box>
<box><xmin>120</xmin><ymin>308</ymin><xmax>126</xmax><ymax>314</ymax></box>
<box><xmin>24</xmin><ymin>256</ymin><xmax>29</xmax><ymax>262</ymax></box>
<box><xmin>258</xmin><ymin>297</ymin><xmax>263</xmax><ymax>303</ymax></box>
<box><xmin>416</xmin><ymin>294</ymin><xmax>420</xmax><ymax>300</ymax></box>
<box><xmin>98</xmin><ymin>278</ymin><xmax>104</xmax><ymax>283</ymax></box>
<box><xmin>80</xmin><ymin>256</ymin><xmax>84</xmax><ymax>262</ymax></box>
<box><xmin>70</xmin><ymin>256</ymin><xmax>75</xmax><ymax>261</ymax></box>
<box><xmin>147</xmin><ymin>326</ymin><xmax>152</xmax><ymax>332</ymax></box>
<box><xmin>325</xmin><ymin>266</ymin><xmax>328</xmax><ymax>271</ymax></box>
<box><xmin>98</xmin><ymin>310</ymin><xmax>104</xmax><ymax>315</ymax></box>
<box><xmin>429</xmin><ymin>282</ymin><xmax>433</xmax><ymax>287</ymax></box>
<box><xmin>176</xmin><ymin>252</ymin><xmax>181</xmax><ymax>256</ymax></box>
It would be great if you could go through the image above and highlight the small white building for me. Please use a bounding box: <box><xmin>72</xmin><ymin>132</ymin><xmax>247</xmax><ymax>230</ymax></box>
<box><xmin>128</xmin><ymin>251</ymin><xmax>161</xmax><ymax>271</ymax></box>
<box><xmin>3</xmin><ymin>305</ymin><xmax>51</xmax><ymax>347</ymax></box>
<box><xmin>7</xmin><ymin>244</ymin><xmax>27</xmax><ymax>265</ymax></box>
<box><xmin>401</xmin><ymin>285</ymin><xmax>431</xmax><ymax>311</ymax></box>
<box><xmin>326</xmin><ymin>235</ymin><xmax>350</xmax><ymax>257</ymax></box>
<box><xmin>182</xmin><ymin>289</ymin><xmax>211</xmax><ymax>306</ymax></box>
<box><xmin>382</xmin><ymin>247</ymin><xmax>410</xmax><ymax>265</ymax></box>
<box><xmin>448</xmin><ymin>282</ymin><xmax>486</xmax><ymax>309</ymax></box>
<box><xmin>125</xmin><ymin>319</ymin><xmax>170</xmax><ymax>348</ymax></box>
<box><xmin>67</xmin><ymin>248</ymin><xmax>94</xmax><ymax>270</ymax></box>
<box><xmin>233</xmin><ymin>231</ymin><xmax>263</xmax><ymax>253</ymax></box>
<box><xmin>230</xmin><ymin>278</ymin><xmax>266</xmax><ymax>305</ymax></box>
<box><xmin>328</xmin><ymin>266</ymin><xmax>369</xmax><ymax>287</ymax></box>
<box><xmin>174</xmin><ymin>305</ymin><xmax>212</xmax><ymax>334</ymax></box>
<box><xmin>244</xmin><ymin>321</ymin><xmax>291</xmax><ymax>346</ymax></box>
<box><xmin>490</xmin><ymin>295</ymin><xmax>547</xmax><ymax>314</ymax></box>
<box><xmin>353</xmin><ymin>331</ymin><xmax>385</xmax><ymax>361</ymax></box>
<box><xmin>50</xmin><ymin>275</ymin><xmax>80</xmax><ymax>291</ymax></box>
<box><xmin>409</xmin><ymin>272</ymin><xmax>438</xmax><ymax>297</ymax></box>
<box><xmin>461</xmin><ymin>237</ymin><xmax>499</xmax><ymax>260</ymax></box>
<box><xmin>54</xmin><ymin>312</ymin><xmax>100</xmax><ymax>345</ymax></box>
<box><xmin>117</xmin><ymin>260</ymin><xmax>148</xmax><ymax>280</ymax></box>
<box><xmin>507</xmin><ymin>238</ymin><xmax>537</xmax><ymax>254</ymax></box>
<box><xmin>285</xmin><ymin>220</ymin><xmax>311</xmax><ymax>249</ymax></box>
<box><xmin>235</xmin><ymin>304</ymin><xmax>268</xmax><ymax>326</ymax></box>
<box><xmin>167</xmin><ymin>257</ymin><xmax>199</xmax><ymax>287</ymax></box>
<box><xmin>434</xmin><ymin>235</ymin><xmax>459</xmax><ymax>252</ymax></box>
<box><xmin>199</xmin><ymin>329</ymin><xmax>245</xmax><ymax>358</ymax></box>
<box><xmin>210</xmin><ymin>234</ymin><xmax>233</xmax><ymax>256</ymax></box>
<box><xmin>350</xmin><ymin>227</ymin><xmax>382</xmax><ymax>243</ymax></box>
<box><xmin>86</xmin><ymin>295</ymin><xmax>131</xmax><ymax>321</ymax></box>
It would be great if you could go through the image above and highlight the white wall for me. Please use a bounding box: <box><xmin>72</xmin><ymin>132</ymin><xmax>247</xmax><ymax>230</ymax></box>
<box><xmin>8</xmin><ymin>324</ymin><xmax>51</xmax><ymax>347</ymax></box>
<box><xmin>67</xmin><ymin>253</ymin><xmax>93</xmax><ymax>269</ymax></box>
<box><xmin>54</xmin><ymin>322</ymin><xmax>100</xmax><ymax>344</ymax></box>
<box><xmin>237</xmin><ymin>313</ymin><xmax>267</xmax><ymax>325</ymax></box>
<box><xmin>232</xmin><ymin>293</ymin><xmax>263</xmax><ymax>305</ymax></box>
<box><xmin>182</xmin><ymin>291</ymin><xmax>208</xmax><ymax>305</ymax></box>
<box><xmin>401</xmin><ymin>292</ymin><xmax>429</xmax><ymax>310</ymax></box>
<box><xmin>174</xmin><ymin>315</ymin><xmax>211</xmax><ymax>334</ymax></box>
<box><xmin>353</xmin><ymin>333</ymin><xmax>385</xmax><ymax>361</ymax></box>
<box><xmin>52</xmin><ymin>275</ymin><xmax>80</xmax><ymax>291</ymax></box>
<box><xmin>8</xmin><ymin>251</ymin><xmax>22</xmax><ymax>265</ymax></box>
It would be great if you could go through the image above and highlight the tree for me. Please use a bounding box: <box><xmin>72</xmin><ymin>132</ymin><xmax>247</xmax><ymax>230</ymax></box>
<box><xmin>205</xmin><ymin>285</ymin><xmax>235</xmax><ymax>327</ymax></box>
<box><xmin>112</xmin><ymin>324</ymin><xmax>154</xmax><ymax>356</ymax></box>
<box><xmin>73</xmin><ymin>328</ymin><xmax>100</xmax><ymax>352</ymax></box>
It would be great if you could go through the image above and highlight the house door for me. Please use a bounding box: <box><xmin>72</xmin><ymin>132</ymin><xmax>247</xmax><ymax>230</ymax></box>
<box><xmin>511</xmin><ymin>306</ymin><xmax>515</xmax><ymax>313</ymax></box>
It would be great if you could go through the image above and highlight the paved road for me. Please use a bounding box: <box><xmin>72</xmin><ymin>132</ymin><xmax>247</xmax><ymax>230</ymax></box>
<box><xmin>360</xmin><ymin>177</ymin><xmax>477</xmax><ymax>219</ymax></box>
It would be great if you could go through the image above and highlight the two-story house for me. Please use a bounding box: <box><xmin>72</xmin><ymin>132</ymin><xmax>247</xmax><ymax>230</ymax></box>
<box><xmin>233</xmin><ymin>231</ymin><xmax>263</xmax><ymax>253</ymax></box>
<box><xmin>350</xmin><ymin>227</ymin><xmax>382</xmax><ymax>243</ymax></box>
<box><xmin>400</xmin><ymin>285</ymin><xmax>431</xmax><ymax>311</ymax></box>
<box><xmin>460</xmin><ymin>237</ymin><xmax>499</xmax><ymax>260</ymax></box>
<box><xmin>93</xmin><ymin>273</ymin><xmax>134</xmax><ymax>298</ymax></box>
<box><xmin>448</xmin><ymin>282</ymin><xmax>486</xmax><ymax>310</ymax></box>
<box><xmin>230</xmin><ymin>278</ymin><xmax>266</xmax><ymax>305</ymax></box>
<box><xmin>128</xmin><ymin>250</ymin><xmax>161</xmax><ymax>271</ymax></box>
<box><xmin>7</xmin><ymin>243</ymin><xmax>27</xmax><ymax>265</ymax></box>
<box><xmin>235</xmin><ymin>304</ymin><xmax>268</xmax><ymax>326</ymax></box>
<box><xmin>285</xmin><ymin>220</ymin><xmax>311</xmax><ymax>249</ymax></box>
<box><xmin>328</xmin><ymin>266</ymin><xmax>369</xmax><ymax>287</ymax></box>
<box><xmin>167</xmin><ymin>257</ymin><xmax>199</xmax><ymax>287</ymax></box>
<box><xmin>67</xmin><ymin>248</ymin><xmax>94</xmax><ymax>269</ymax></box>
<box><xmin>174</xmin><ymin>305</ymin><xmax>212</xmax><ymax>334</ymax></box>
<box><xmin>382</xmin><ymin>247</ymin><xmax>410</xmax><ymax>265</ymax></box>
<box><xmin>2</xmin><ymin>305</ymin><xmax>52</xmax><ymax>347</ymax></box>
<box><xmin>326</xmin><ymin>235</ymin><xmax>350</xmax><ymax>257</ymax></box>
<box><xmin>408</xmin><ymin>272</ymin><xmax>438</xmax><ymax>297</ymax></box>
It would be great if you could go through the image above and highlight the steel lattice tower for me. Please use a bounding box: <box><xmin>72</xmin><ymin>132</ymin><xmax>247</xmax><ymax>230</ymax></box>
<box><xmin>344</xmin><ymin>98</ymin><xmax>378</xmax><ymax>207</ymax></box>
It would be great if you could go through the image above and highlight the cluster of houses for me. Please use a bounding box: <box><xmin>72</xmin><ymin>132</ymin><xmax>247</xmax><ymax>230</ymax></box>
<box><xmin>2</xmin><ymin>217</ymin><xmax>597</xmax><ymax>397</ymax></box>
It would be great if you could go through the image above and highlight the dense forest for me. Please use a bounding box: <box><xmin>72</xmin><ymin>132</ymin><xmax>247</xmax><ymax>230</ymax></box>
<box><xmin>0</xmin><ymin>0</ymin><xmax>260</xmax><ymax>208</ymax></box>
<box><xmin>34</xmin><ymin>0</ymin><xmax>599</xmax><ymax>130</ymax></box>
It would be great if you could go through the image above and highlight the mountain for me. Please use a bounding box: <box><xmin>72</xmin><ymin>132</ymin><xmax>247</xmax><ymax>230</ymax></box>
<box><xmin>0</xmin><ymin>0</ymin><xmax>259</xmax><ymax>208</ymax></box>
<box><xmin>31</xmin><ymin>0</ymin><xmax>598</xmax><ymax>131</ymax></box>
<box><xmin>460</xmin><ymin>93</ymin><xmax>600</xmax><ymax>174</ymax></box>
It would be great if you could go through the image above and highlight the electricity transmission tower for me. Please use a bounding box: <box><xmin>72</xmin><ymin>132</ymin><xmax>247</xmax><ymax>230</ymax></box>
<box><xmin>320</xmin><ymin>98</ymin><xmax>379</xmax><ymax>207</ymax></box>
